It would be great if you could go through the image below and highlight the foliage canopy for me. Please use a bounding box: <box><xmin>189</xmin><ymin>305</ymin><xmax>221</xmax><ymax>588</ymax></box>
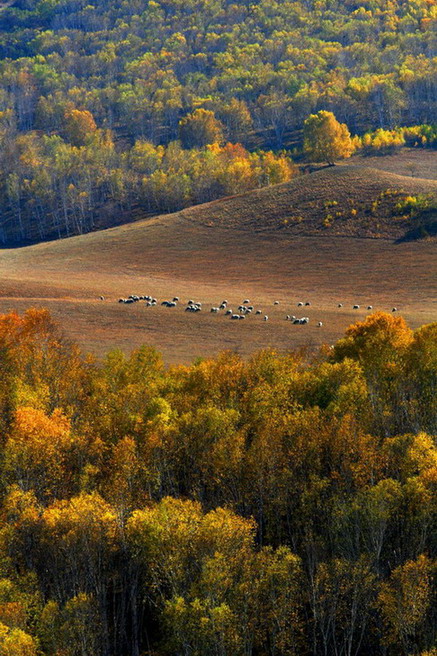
<box><xmin>0</xmin><ymin>309</ymin><xmax>435</xmax><ymax>655</ymax></box>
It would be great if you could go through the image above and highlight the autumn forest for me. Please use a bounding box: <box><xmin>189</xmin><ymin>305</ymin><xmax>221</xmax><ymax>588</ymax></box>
<box><xmin>0</xmin><ymin>0</ymin><xmax>436</xmax><ymax>242</ymax></box>
<box><xmin>0</xmin><ymin>309</ymin><xmax>435</xmax><ymax>656</ymax></box>
<box><xmin>0</xmin><ymin>0</ymin><xmax>436</xmax><ymax>654</ymax></box>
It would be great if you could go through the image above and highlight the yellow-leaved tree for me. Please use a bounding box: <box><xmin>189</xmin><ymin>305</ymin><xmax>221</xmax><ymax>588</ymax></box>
<box><xmin>303</xmin><ymin>110</ymin><xmax>355</xmax><ymax>165</ymax></box>
<box><xmin>377</xmin><ymin>554</ymin><xmax>435</xmax><ymax>655</ymax></box>
<box><xmin>0</xmin><ymin>623</ymin><xmax>37</xmax><ymax>656</ymax></box>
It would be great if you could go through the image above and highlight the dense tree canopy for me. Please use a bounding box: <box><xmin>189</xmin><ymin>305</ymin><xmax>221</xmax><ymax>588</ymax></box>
<box><xmin>0</xmin><ymin>308</ymin><xmax>435</xmax><ymax>655</ymax></box>
<box><xmin>0</xmin><ymin>0</ymin><xmax>435</xmax><ymax>139</ymax></box>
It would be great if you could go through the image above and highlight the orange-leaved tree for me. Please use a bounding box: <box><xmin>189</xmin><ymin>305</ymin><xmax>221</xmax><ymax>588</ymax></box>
<box><xmin>64</xmin><ymin>109</ymin><xmax>97</xmax><ymax>147</ymax></box>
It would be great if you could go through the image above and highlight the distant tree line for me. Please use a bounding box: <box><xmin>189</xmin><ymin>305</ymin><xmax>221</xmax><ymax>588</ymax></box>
<box><xmin>0</xmin><ymin>115</ymin><xmax>295</xmax><ymax>243</ymax></box>
<box><xmin>0</xmin><ymin>0</ymin><xmax>435</xmax><ymax>143</ymax></box>
<box><xmin>0</xmin><ymin>308</ymin><xmax>435</xmax><ymax>656</ymax></box>
<box><xmin>0</xmin><ymin>104</ymin><xmax>435</xmax><ymax>243</ymax></box>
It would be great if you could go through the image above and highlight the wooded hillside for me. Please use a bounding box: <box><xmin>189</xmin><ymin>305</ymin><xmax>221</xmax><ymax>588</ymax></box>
<box><xmin>0</xmin><ymin>0</ymin><xmax>436</xmax><ymax>242</ymax></box>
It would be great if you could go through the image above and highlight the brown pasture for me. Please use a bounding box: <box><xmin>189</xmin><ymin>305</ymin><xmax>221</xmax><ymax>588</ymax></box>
<box><xmin>0</xmin><ymin>163</ymin><xmax>436</xmax><ymax>364</ymax></box>
<box><xmin>340</xmin><ymin>148</ymin><xmax>437</xmax><ymax>180</ymax></box>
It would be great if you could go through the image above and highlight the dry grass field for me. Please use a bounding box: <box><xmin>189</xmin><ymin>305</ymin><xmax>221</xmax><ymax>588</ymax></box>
<box><xmin>0</xmin><ymin>158</ymin><xmax>436</xmax><ymax>363</ymax></box>
<box><xmin>341</xmin><ymin>148</ymin><xmax>437</xmax><ymax>180</ymax></box>
<box><xmin>176</xmin><ymin>165</ymin><xmax>436</xmax><ymax>238</ymax></box>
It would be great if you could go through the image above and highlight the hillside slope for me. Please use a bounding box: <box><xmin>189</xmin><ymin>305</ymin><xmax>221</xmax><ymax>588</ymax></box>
<box><xmin>0</xmin><ymin>165</ymin><xmax>436</xmax><ymax>363</ymax></box>
<box><xmin>176</xmin><ymin>166</ymin><xmax>437</xmax><ymax>238</ymax></box>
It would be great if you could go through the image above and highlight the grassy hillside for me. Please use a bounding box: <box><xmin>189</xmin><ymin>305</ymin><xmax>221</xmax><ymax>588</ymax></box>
<box><xmin>176</xmin><ymin>165</ymin><xmax>437</xmax><ymax>239</ymax></box>
<box><xmin>341</xmin><ymin>148</ymin><xmax>437</xmax><ymax>181</ymax></box>
<box><xmin>0</xmin><ymin>163</ymin><xmax>436</xmax><ymax>363</ymax></box>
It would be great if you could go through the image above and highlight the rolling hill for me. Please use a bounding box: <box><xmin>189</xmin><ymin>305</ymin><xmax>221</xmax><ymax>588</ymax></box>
<box><xmin>0</xmin><ymin>163</ymin><xmax>436</xmax><ymax>363</ymax></box>
<box><xmin>175</xmin><ymin>166</ymin><xmax>437</xmax><ymax>239</ymax></box>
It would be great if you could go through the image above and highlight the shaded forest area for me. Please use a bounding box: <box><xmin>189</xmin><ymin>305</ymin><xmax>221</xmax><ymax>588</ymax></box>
<box><xmin>0</xmin><ymin>0</ymin><xmax>436</xmax><ymax>242</ymax></box>
<box><xmin>0</xmin><ymin>308</ymin><xmax>435</xmax><ymax>655</ymax></box>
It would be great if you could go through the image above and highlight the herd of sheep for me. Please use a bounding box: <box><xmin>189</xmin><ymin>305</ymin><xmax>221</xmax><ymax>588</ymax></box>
<box><xmin>114</xmin><ymin>294</ymin><xmax>399</xmax><ymax>324</ymax></box>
